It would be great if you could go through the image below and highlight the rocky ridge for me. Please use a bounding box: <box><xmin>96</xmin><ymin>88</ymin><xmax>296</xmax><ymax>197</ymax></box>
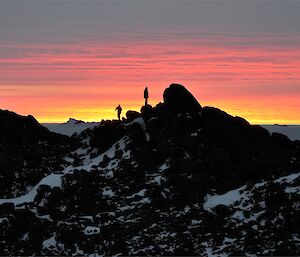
<box><xmin>0</xmin><ymin>84</ymin><xmax>299</xmax><ymax>256</ymax></box>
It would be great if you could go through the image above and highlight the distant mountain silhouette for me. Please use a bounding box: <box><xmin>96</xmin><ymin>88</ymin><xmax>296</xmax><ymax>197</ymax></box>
<box><xmin>0</xmin><ymin>84</ymin><xmax>299</xmax><ymax>256</ymax></box>
<box><xmin>64</xmin><ymin>118</ymin><xmax>85</xmax><ymax>125</ymax></box>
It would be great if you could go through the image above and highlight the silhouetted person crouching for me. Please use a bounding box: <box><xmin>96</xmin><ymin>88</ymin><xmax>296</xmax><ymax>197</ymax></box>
<box><xmin>115</xmin><ymin>105</ymin><xmax>122</xmax><ymax>120</ymax></box>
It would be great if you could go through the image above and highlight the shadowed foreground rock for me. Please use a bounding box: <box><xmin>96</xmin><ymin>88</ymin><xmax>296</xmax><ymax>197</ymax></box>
<box><xmin>0</xmin><ymin>84</ymin><xmax>300</xmax><ymax>256</ymax></box>
<box><xmin>0</xmin><ymin>110</ymin><xmax>78</xmax><ymax>198</ymax></box>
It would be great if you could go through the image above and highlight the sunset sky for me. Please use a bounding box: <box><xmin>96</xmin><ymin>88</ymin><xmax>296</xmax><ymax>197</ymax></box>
<box><xmin>0</xmin><ymin>1</ymin><xmax>300</xmax><ymax>124</ymax></box>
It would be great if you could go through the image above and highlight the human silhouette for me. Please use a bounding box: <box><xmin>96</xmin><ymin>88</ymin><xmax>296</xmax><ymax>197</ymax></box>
<box><xmin>115</xmin><ymin>104</ymin><xmax>122</xmax><ymax>120</ymax></box>
<box><xmin>144</xmin><ymin>86</ymin><xmax>149</xmax><ymax>106</ymax></box>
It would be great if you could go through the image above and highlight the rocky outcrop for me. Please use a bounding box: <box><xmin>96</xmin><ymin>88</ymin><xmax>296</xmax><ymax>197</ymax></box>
<box><xmin>163</xmin><ymin>83</ymin><xmax>202</xmax><ymax>115</ymax></box>
<box><xmin>90</xmin><ymin>120</ymin><xmax>126</xmax><ymax>153</ymax></box>
<box><xmin>88</xmin><ymin>84</ymin><xmax>300</xmax><ymax>193</ymax></box>
<box><xmin>0</xmin><ymin>110</ymin><xmax>77</xmax><ymax>198</ymax></box>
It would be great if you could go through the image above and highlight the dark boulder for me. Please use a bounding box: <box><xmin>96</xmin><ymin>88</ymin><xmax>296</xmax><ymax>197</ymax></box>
<box><xmin>72</xmin><ymin>153</ymin><xmax>84</xmax><ymax>167</ymax></box>
<box><xmin>140</xmin><ymin>104</ymin><xmax>154</xmax><ymax>120</ymax></box>
<box><xmin>272</xmin><ymin>132</ymin><xmax>293</xmax><ymax>149</ymax></box>
<box><xmin>90</xmin><ymin>120</ymin><xmax>126</xmax><ymax>153</ymax></box>
<box><xmin>126</xmin><ymin>110</ymin><xmax>141</xmax><ymax>122</ymax></box>
<box><xmin>163</xmin><ymin>84</ymin><xmax>202</xmax><ymax>115</ymax></box>
<box><xmin>0</xmin><ymin>203</ymin><xmax>15</xmax><ymax>215</ymax></box>
<box><xmin>129</xmin><ymin>122</ymin><xmax>146</xmax><ymax>146</ymax></box>
<box><xmin>147</xmin><ymin>117</ymin><xmax>164</xmax><ymax>143</ymax></box>
<box><xmin>34</xmin><ymin>184</ymin><xmax>51</xmax><ymax>203</ymax></box>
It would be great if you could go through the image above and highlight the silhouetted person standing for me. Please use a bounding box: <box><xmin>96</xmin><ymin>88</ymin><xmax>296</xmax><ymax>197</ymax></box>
<box><xmin>144</xmin><ymin>87</ymin><xmax>149</xmax><ymax>106</ymax></box>
<box><xmin>115</xmin><ymin>105</ymin><xmax>122</xmax><ymax>120</ymax></box>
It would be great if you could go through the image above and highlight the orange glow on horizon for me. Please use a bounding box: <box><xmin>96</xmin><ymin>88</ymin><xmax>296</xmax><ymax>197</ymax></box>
<box><xmin>2</xmin><ymin>92</ymin><xmax>299</xmax><ymax>125</ymax></box>
<box><xmin>1</xmin><ymin>37</ymin><xmax>300</xmax><ymax>124</ymax></box>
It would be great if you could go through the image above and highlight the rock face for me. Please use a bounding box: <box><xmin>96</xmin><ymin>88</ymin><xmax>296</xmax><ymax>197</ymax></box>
<box><xmin>0</xmin><ymin>110</ymin><xmax>76</xmax><ymax>198</ymax></box>
<box><xmin>0</xmin><ymin>84</ymin><xmax>300</xmax><ymax>256</ymax></box>
<box><xmin>163</xmin><ymin>83</ymin><xmax>202</xmax><ymax>115</ymax></box>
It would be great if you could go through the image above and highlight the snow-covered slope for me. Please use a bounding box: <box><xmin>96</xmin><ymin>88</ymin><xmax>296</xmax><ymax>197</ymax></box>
<box><xmin>1</xmin><ymin>125</ymin><xmax>299</xmax><ymax>255</ymax></box>
<box><xmin>43</xmin><ymin>118</ymin><xmax>100</xmax><ymax>136</ymax></box>
<box><xmin>262</xmin><ymin>125</ymin><xmax>300</xmax><ymax>141</ymax></box>
<box><xmin>0</xmin><ymin>136</ymin><xmax>130</xmax><ymax>206</ymax></box>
